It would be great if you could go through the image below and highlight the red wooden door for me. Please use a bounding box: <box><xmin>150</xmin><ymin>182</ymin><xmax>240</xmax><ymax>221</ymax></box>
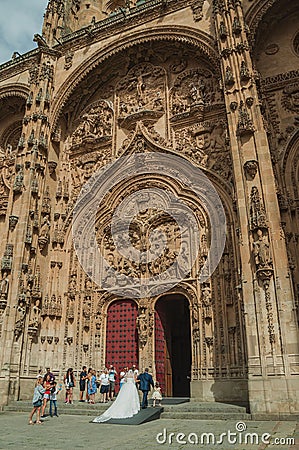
<box><xmin>155</xmin><ymin>305</ymin><xmax>172</xmax><ymax>397</ymax></box>
<box><xmin>105</xmin><ymin>300</ymin><xmax>138</xmax><ymax>386</ymax></box>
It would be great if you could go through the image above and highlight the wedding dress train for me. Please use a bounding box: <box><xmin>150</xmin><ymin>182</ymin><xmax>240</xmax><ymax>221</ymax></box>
<box><xmin>93</xmin><ymin>370</ymin><xmax>140</xmax><ymax>423</ymax></box>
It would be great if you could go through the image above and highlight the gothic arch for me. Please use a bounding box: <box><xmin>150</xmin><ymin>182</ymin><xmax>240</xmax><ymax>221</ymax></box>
<box><xmin>0</xmin><ymin>83</ymin><xmax>29</xmax><ymax>101</ymax></box>
<box><xmin>50</xmin><ymin>26</ymin><xmax>219</xmax><ymax>132</ymax></box>
<box><xmin>282</xmin><ymin>130</ymin><xmax>299</xmax><ymax>199</ymax></box>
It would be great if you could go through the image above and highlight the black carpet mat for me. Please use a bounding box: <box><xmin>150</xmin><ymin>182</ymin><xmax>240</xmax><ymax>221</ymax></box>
<box><xmin>92</xmin><ymin>406</ymin><xmax>163</xmax><ymax>425</ymax></box>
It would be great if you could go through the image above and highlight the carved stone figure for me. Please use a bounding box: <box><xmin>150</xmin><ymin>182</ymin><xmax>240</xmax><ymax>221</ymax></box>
<box><xmin>136</xmin><ymin>307</ymin><xmax>148</xmax><ymax>347</ymax></box>
<box><xmin>13</xmin><ymin>166</ymin><xmax>24</xmax><ymax>193</ymax></box>
<box><xmin>225</xmin><ymin>66</ymin><xmax>234</xmax><ymax>86</ymax></box>
<box><xmin>38</xmin><ymin>216</ymin><xmax>51</xmax><ymax>249</ymax></box>
<box><xmin>71</xmin><ymin>101</ymin><xmax>113</xmax><ymax>146</ymax></box>
<box><xmin>253</xmin><ymin>229</ymin><xmax>272</xmax><ymax>269</ymax></box>
<box><xmin>0</xmin><ymin>272</ymin><xmax>9</xmax><ymax>300</ymax></box>
<box><xmin>244</xmin><ymin>160</ymin><xmax>258</xmax><ymax>180</ymax></box>
<box><xmin>201</xmin><ymin>285</ymin><xmax>213</xmax><ymax>320</ymax></box>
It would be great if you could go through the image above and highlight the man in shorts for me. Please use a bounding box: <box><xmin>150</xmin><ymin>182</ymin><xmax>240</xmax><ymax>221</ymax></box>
<box><xmin>99</xmin><ymin>368</ymin><xmax>110</xmax><ymax>403</ymax></box>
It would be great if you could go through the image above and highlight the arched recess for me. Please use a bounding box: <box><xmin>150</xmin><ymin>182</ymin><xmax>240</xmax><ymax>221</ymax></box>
<box><xmin>154</xmin><ymin>293</ymin><xmax>191</xmax><ymax>398</ymax></box>
<box><xmin>29</xmin><ymin>28</ymin><xmax>247</xmax><ymax>401</ymax></box>
<box><xmin>0</xmin><ymin>85</ymin><xmax>28</xmax><ymax>228</ymax></box>
<box><xmin>280</xmin><ymin>131</ymin><xmax>299</xmax><ymax>321</ymax></box>
<box><xmin>38</xmin><ymin>122</ymin><xmax>246</xmax><ymax>395</ymax></box>
<box><xmin>0</xmin><ymin>84</ymin><xmax>28</xmax><ymax>152</ymax></box>
<box><xmin>50</xmin><ymin>25</ymin><xmax>219</xmax><ymax>134</ymax></box>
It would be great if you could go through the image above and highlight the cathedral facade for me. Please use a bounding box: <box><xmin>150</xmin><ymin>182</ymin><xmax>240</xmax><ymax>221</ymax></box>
<box><xmin>0</xmin><ymin>0</ymin><xmax>298</xmax><ymax>417</ymax></box>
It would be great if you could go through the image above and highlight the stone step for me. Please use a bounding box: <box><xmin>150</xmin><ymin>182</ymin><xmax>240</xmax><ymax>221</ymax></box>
<box><xmin>4</xmin><ymin>400</ymin><xmax>249</xmax><ymax>419</ymax></box>
<box><xmin>161</xmin><ymin>411</ymin><xmax>251</xmax><ymax>420</ymax></box>
<box><xmin>162</xmin><ymin>403</ymin><xmax>247</xmax><ymax>414</ymax></box>
<box><xmin>4</xmin><ymin>404</ymin><xmax>108</xmax><ymax>416</ymax></box>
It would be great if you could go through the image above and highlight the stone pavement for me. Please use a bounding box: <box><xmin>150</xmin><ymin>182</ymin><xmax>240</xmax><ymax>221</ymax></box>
<box><xmin>0</xmin><ymin>412</ymin><xmax>298</xmax><ymax>450</ymax></box>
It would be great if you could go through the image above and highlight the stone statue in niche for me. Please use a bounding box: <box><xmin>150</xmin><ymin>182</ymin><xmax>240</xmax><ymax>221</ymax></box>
<box><xmin>0</xmin><ymin>272</ymin><xmax>9</xmax><ymax>299</ymax></box>
<box><xmin>13</xmin><ymin>165</ymin><xmax>24</xmax><ymax>193</ymax></box>
<box><xmin>201</xmin><ymin>284</ymin><xmax>213</xmax><ymax>320</ymax></box>
<box><xmin>38</xmin><ymin>215</ymin><xmax>51</xmax><ymax>249</ymax></box>
<box><xmin>136</xmin><ymin>307</ymin><xmax>148</xmax><ymax>347</ymax></box>
<box><xmin>253</xmin><ymin>229</ymin><xmax>272</xmax><ymax>269</ymax></box>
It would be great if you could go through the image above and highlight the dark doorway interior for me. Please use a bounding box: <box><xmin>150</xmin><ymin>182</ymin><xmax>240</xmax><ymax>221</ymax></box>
<box><xmin>155</xmin><ymin>295</ymin><xmax>191</xmax><ymax>397</ymax></box>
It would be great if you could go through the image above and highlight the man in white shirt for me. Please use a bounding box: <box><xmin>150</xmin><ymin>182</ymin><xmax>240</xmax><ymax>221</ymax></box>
<box><xmin>108</xmin><ymin>365</ymin><xmax>117</xmax><ymax>400</ymax></box>
<box><xmin>99</xmin><ymin>368</ymin><xmax>110</xmax><ymax>403</ymax></box>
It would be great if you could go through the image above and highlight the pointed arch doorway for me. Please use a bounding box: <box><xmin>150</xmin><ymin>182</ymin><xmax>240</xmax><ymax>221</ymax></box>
<box><xmin>155</xmin><ymin>294</ymin><xmax>191</xmax><ymax>397</ymax></box>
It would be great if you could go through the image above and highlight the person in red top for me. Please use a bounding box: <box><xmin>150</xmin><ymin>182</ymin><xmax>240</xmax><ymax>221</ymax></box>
<box><xmin>41</xmin><ymin>374</ymin><xmax>51</xmax><ymax>418</ymax></box>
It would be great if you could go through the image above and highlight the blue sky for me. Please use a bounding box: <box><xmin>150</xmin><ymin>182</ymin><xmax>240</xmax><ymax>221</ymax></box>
<box><xmin>0</xmin><ymin>0</ymin><xmax>48</xmax><ymax>64</ymax></box>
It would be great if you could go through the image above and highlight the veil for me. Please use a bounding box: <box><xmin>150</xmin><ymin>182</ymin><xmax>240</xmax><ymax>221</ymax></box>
<box><xmin>126</xmin><ymin>369</ymin><xmax>134</xmax><ymax>378</ymax></box>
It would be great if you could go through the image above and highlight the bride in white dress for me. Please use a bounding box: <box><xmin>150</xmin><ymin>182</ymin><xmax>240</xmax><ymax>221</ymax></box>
<box><xmin>93</xmin><ymin>369</ymin><xmax>140</xmax><ymax>422</ymax></box>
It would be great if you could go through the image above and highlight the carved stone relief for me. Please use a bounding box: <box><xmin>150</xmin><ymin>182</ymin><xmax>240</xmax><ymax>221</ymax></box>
<box><xmin>70</xmin><ymin>100</ymin><xmax>113</xmax><ymax>148</ymax></box>
<box><xmin>116</xmin><ymin>63</ymin><xmax>166</xmax><ymax>129</ymax></box>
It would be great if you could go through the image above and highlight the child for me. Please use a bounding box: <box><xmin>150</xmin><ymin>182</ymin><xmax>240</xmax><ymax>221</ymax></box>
<box><xmin>152</xmin><ymin>381</ymin><xmax>162</xmax><ymax>407</ymax></box>
<box><xmin>49</xmin><ymin>382</ymin><xmax>62</xmax><ymax>417</ymax></box>
<box><xmin>29</xmin><ymin>376</ymin><xmax>45</xmax><ymax>425</ymax></box>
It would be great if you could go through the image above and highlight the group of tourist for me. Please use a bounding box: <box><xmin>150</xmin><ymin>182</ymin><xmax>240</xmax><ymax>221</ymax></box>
<box><xmin>29</xmin><ymin>364</ymin><xmax>163</xmax><ymax>424</ymax></box>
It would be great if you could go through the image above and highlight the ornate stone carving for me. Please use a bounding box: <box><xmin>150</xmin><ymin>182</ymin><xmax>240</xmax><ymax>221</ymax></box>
<box><xmin>41</xmin><ymin>186</ymin><xmax>51</xmax><ymax>215</ymax></box>
<box><xmin>253</xmin><ymin>229</ymin><xmax>272</xmax><ymax>270</ymax></box>
<box><xmin>219</xmin><ymin>22</ymin><xmax>228</xmax><ymax>40</ymax></box>
<box><xmin>117</xmin><ymin>63</ymin><xmax>166</xmax><ymax>129</ymax></box>
<box><xmin>0</xmin><ymin>272</ymin><xmax>9</xmax><ymax>310</ymax></box>
<box><xmin>201</xmin><ymin>284</ymin><xmax>213</xmax><ymax>320</ymax></box>
<box><xmin>9</xmin><ymin>215</ymin><xmax>18</xmax><ymax>230</ymax></box>
<box><xmin>282</xmin><ymin>84</ymin><xmax>299</xmax><ymax>113</ymax></box>
<box><xmin>171</xmin><ymin>68</ymin><xmax>221</xmax><ymax>121</ymax></box>
<box><xmin>136</xmin><ymin>306</ymin><xmax>148</xmax><ymax>348</ymax></box>
<box><xmin>41</xmin><ymin>294</ymin><xmax>62</xmax><ymax>318</ymax></box>
<box><xmin>64</xmin><ymin>50</ymin><xmax>74</xmax><ymax>70</ymax></box>
<box><xmin>71</xmin><ymin>100</ymin><xmax>113</xmax><ymax>148</ymax></box>
<box><xmin>38</xmin><ymin>216</ymin><xmax>51</xmax><ymax>250</ymax></box>
<box><xmin>191</xmin><ymin>0</ymin><xmax>205</xmax><ymax>21</ymax></box>
<box><xmin>250</xmin><ymin>186</ymin><xmax>267</xmax><ymax>230</ymax></box>
<box><xmin>240</xmin><ymin>61</ymin><xmax>250</xmax><ymax>82</ymax></box>
<box><xmin>225</xmin><ymin>66</ymin><xmax>234</xmax><ymax>87</ymax></box>
<box><xmin>48</xmin><ymin>161</ymin><xmax>57</xmax><ymax>174</ymax></box>
<box><xmin>1</xmin><ymin>244</ymin><xmax>13</xmax><ymax>271</ymax></box>
<box><xmin>13</xmin><ymin>165</ymin><xmax>24</xmax><ymax>194</ymax></box>
<box><xmin>244</xmin><ymin>160</ymin><xmax>258</xmax><ymax>180</ymax></box>
<box><xmin>236</xmin><ymin>101</ymin><xmax>255</xmax><ymax>136</ymax></box>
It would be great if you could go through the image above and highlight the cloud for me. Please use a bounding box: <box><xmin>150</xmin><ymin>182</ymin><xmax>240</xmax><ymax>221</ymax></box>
<box><xmin>0</xmin><ymin>0</ymin><xmax>48</xmax><ymax>64</ymax></box>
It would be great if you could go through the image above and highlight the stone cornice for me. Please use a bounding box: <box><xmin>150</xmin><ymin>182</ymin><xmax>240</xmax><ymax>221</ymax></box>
<box><xmin>261</xmin><ymin>70</ymin><xmax>299</xmax><ymax>92</ymax></box>
<box><xmin>0</xmin><ymin>50</ymin><xmax>39</xmax><ymax>83</ymax></box>
<box><xmin>58</xmin><ymin>0</ymin><xmax>200</xmax><ymax>54</ymax></box>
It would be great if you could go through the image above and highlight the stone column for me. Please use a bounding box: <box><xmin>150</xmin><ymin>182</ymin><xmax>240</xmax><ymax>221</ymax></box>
<box><xmin>0</xmin><ymin>47</ymin><xmax>58</xmax><ymax>406</ymax></box>
<box><xmin>213</xmin><ymin>0</ymin><xmax>299</xmax><ymax>415</ymax></box>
